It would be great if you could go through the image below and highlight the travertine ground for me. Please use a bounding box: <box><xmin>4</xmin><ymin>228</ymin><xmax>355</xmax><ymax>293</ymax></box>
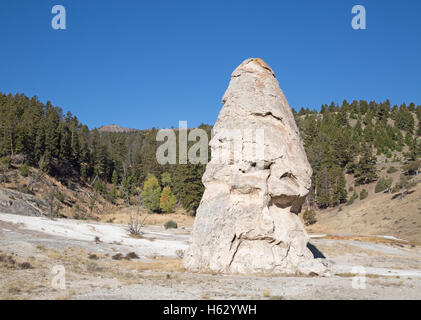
<box><xmin>0</xmin><ymin>213</ymin><xmax>420</xmax><ymax>300</ymax></box>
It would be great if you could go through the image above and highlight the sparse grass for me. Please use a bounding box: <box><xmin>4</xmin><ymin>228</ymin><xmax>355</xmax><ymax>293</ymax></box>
<box><xmin>114</xmin><ymin>257</ymin><xmax>185</xmax><ymax>273</ymax></box>
<box><xmin>201</xmin><ymin>293</ymin><xmax>211</xmax><ymax>299</ymax></box>
<box><xmin>36</xmin><ymin>244</ymin><xmax>46</xmax><ymax>251</ymax></box>
<box><xmin>85</xmin><ymin>260</ymin><xmax>102</xmax><ymax>273</ymax></box>
<box><xmin>46</xmin><ymin>249</ymin><xmax>63</xmax><ymax>260</ymax></box>
<box><xmin>335</xmin><ymin>273</ymin><xmax>381</xmax><ymax>279</ymax></box>
<box><xmin>128</xmin><ymin>233</ymin><xmax>155</xmax><ymax>241</ymax></box>
<box><xmin>8</xmin><ymin>285</ymin><xmax>22</xmax><ymax>295</ymax></box>
<box><xmin>0</xmin><ymin>253</ymin><xmax>14</xmax><ymax>267</ymax></box>
<box><xmin>334</xmin><ymin>273</ymin><xmax>357</xmax><ymax>278</ymax></box>
<box><xmin>0</xmin><ymin>253</ymin><xmax>32</xmax><ymax>270</ymax></box>
<box><xmin>99</xmin><ymin>209</ymin><xmax>194</xmax><ymax>227</ymax></box>
<box><xmin>387</xmin><ymin>167</ymin><xmax>398</xmax><ymax>174</ymax></box>
<box><xmin>318</xmin><ymin>234</ymin><xmax>414</xmax><ymax>246</ymax></box>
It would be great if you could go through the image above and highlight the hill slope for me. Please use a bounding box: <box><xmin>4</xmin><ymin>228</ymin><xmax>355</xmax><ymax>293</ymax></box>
<box><xmin>97</xmin><ymin>125</ymin><xmax>136</xmax><ymax>133</ymax></box>
<box><xmin>306</xmin><ymin>181</ymin><xmax>421</xmax><ymax>243</ymax></box>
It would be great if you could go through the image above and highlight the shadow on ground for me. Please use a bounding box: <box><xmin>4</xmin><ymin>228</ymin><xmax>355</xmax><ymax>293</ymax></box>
<box><xmin>307</xmin><ymin>242</ymin><xmax>326</xmax><ymax>259</ymax></box>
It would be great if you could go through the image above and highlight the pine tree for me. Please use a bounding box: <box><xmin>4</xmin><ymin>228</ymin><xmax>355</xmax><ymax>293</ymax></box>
<box><xmin>354</xmin><ymin>144</ymin><xmax>378</xmax><ymax>185</ymax></box>
<box><xmin>112</xmin><ymin>169</ymin><xmax>119</xmax><ymax>186</ymax></box>
<box><xmin>161</xmin><ymin>172</ymin><xmax>171</xmax><ymax>186</ymax></box>
<box><xmin>405</xmin><ymin>132</ymin><xmax>413</xmax><ymax>146</ymax></box>
<box><xmin>172</xmin><ymin>163</ymin><xmax>205</xmax><ymax>215</ymax></box>
<box><xmin>403</xmin><ymin>137</ymin><xmax>421</xmax><ymax>175</ymax></box>
<box><xmin>377</xmin><ymin>99</ymin><xmax>390</xmax><ymax>121</ymax></box>
<box><xmin>395</xmin><ymin>107</ymin><xmax>415</xmax><ymax>133</ymax></box>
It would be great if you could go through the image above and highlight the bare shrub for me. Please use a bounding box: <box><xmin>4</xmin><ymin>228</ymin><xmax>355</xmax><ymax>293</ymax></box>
<box><xmin>303</xmin><ymin>208</ymin><xmax>316</xmax><ymax>226</ymax></box>
<box><xmin>19</xmin><ymin>262</ymin><xmax>33</xmax><ymax>269</ymax></box>
<box><xmin>175</xmin><ymin>249</ymin><xmax>184</xmax><ymax>259</ymax></box>
<box><xmin>125</xmin><ymin>252</ymin><xmax>139</xmax><ymax>260</ymax></box>
<box><xmin>112</xmin><ymin>253</ymin><xmax>124</xmax><ymax>260</ymax></box>
<box><xmin>128</xmin><ymin>208</ymin><xmax>148</xmax><ymax>236</ymax></box>
<box><xmin>44</xmin><ymin>191</ymin><xmax>60</xmax><ymax>219</ymax></box>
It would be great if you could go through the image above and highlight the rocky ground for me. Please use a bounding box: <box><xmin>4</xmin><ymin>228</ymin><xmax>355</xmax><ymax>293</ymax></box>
<box><xmin>0</xmin><ymin>212</ymin><xmax>420</xmax><ymax>300</ymax></box>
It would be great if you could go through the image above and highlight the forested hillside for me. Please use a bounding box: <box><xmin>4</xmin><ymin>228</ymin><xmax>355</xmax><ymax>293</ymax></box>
<box><xmin>0</xmin><ymin>92</ymin><xmax>420</xmax><ymax>215</ymax></box>
<box><xmin>0</xmin><ymin>92</ymin><xmax>209</xmax><ymax>215</ymax></box>
<box><xmin>295</xmin><ymin>100</ymin><xmax>420</xmax><ymax>209</ymax></box>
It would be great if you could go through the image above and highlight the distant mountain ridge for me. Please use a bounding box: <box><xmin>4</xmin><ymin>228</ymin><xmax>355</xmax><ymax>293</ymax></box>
<box><xmin>97</xmin><ymin>124</ymin><xmax>136</xmax><ymax>133</ymax></box>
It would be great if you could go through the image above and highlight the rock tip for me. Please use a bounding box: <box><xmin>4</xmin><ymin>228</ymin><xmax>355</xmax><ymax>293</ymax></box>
<box><xmin>234</xmin><ymin>57</ymin><xmax>275</xmax><ymax>77</ymax></box>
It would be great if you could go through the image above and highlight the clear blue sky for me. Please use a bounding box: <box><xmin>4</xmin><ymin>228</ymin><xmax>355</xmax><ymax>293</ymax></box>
<box><xmin>0</xmin><ymin>0</ymin><xmax>420</xmax><ymax>129</ymax></box>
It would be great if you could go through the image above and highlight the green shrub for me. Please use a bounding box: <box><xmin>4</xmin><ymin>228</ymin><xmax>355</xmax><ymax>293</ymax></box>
<box><xmin>164</xmin><ymin>220</ymin><xmax>178</xmax><ymax>229</ymax></box>
<box><xmin>391</xmin><ymin>185</ymin><xmax>400</xmax><ymax>194</ymax></box>
<box><xmin>345</xmin><ymin>162</ymin><xmax>357</xmax><ymax>174</ymax></box>
<box><xmin>359</xmin><ymin>189</ymin><xmax>368</xmax><ymax>200</ymax></box>
<box><xmin>346</xmin><ymin>192</ymin><xmax>358</xmax><ymax>206</ymax></box>
<box><xmin>73</xmin><ymin>204</ymin><xmax>87</xmax><ymax>220</ymax></box>
<box><xmin>387</xmin><ymin>167</ymin><xmax>398</xmax><ymax>174</ymax></box>
<box><xmin>0</xmin><ymin>156</ymin><xmax>11</xmax><ymax>170</ymax></box>
<box><xmin>19</xmin><ymin>163</ymin><xmax>30</xmax><ymax>177</ymax></box>
<box><xmin>303</xmin><ymin>209</ymin><xmax>317</xmax><ymax>226</ymax></box>
<box><xmin>104</xmin><ymin>190</ymin><xmax>116</xmax><ymax>204</ymax></box>
<box><xmin>54</xmin><ymin>191</ymin><xmax>65</xmax><ymax>203</ymax></box>
<box><xmin>375</xmin><ymin>177</ymin><xmax>393</xmax><ymax>193</ymax></box>
<box><xmin>94</xmin><ymin>181</ymin><xmax>107</xmax><ymax>196</ymax></box>
<box><xmin>402</xmin><ymin>160</ymin><xmax>421</xmax><ymax>176</ymax></box>
<box><xmin>392</xmin><ymin>175</ymin><xmax>417</xmax><ymax>194</ymax></box>
<box><xmin>348</xmin><ymin>186</ymin><xmax>354</xmax><ymax>192</ymax></box>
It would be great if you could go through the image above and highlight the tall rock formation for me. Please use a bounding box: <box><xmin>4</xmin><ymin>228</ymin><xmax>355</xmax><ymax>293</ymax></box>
<box><xmin>183</xmin><ymin>58</ymin><xmax>328</xmax><ymax>275</ymax></box>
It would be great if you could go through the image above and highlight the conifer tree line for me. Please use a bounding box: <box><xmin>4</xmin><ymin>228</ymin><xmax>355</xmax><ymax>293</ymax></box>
<box><xmin>0</xmin><ymin>93</ymin><xmax>420</xmax><ymax>213</ymax></box>
<box><xmin>295</xmin><ymin>100</ymin><xmax>421</xmax><ymax>208</ymax></box>
<box><xmin>0</xmin><ymin>92</ymin><xmax>209</xmax><ymax>214</ymax></box>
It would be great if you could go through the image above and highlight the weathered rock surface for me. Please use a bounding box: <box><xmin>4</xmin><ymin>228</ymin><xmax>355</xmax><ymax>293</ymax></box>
<box><xmin>184</xmin><ymin>58</ymin><xmax>329</xmax><ymax>275</ymax></box>
<box><xmin>0</xmin><ymin>188</ymin><xmax>46</xmax><ymax>216</ymax></box>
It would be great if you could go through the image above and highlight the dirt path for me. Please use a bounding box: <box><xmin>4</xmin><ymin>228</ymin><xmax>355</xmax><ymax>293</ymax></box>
<box><xmin>1</xmin><ymin>213</ymin><xmax>420</xmax><ymax>300</ymax></box>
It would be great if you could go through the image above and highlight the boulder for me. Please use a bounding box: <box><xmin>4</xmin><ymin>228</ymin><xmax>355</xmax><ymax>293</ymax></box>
<box><xmin>183</xmin><ymin>58</ymin><xmax>329</xmax><ymax>275</ymax></box>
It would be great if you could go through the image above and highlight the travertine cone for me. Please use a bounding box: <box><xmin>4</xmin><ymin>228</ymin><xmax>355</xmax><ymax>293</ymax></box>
<box><xmin>183</xmin><ymin>58</ymin><xmax>329</xmax><ymax>275</ymax></box>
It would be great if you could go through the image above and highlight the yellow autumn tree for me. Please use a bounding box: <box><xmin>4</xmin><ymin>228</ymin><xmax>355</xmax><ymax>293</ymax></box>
<box><xmin>160</xmin><ymin>186</ymin><xmax>176</xmax><ymax>213</ymax></box>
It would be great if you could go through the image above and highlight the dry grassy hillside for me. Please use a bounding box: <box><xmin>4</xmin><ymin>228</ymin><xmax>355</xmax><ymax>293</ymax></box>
<box><xmin>307</xmin><ymin>178</ymin><xmax>421</xmax><ymax>244</ymax></box>
<box><xmin>1</xmin><ymin>170</ymin><xmax>116</xmax><ymax>219</ymax></box>
<box><xmin>1</xmin><ymin>154</ymin><xmax>419</xmax><ymax>240</ymax></box>
<box><xmin>0</xmin><ymin>160</ymin><xmax>193</xmax><ymax>228</ymax></box>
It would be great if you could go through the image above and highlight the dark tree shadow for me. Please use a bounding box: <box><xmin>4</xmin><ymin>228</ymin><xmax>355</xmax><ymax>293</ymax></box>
<box><xmin>307</xmin><ymin>242</ymin><xmax>326</xmax><ymax>259</ymax></box>
<box><xmin>391</xmin><ymin>190</ymin><xmax>415</xmax><ymax>200</ymax></box>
